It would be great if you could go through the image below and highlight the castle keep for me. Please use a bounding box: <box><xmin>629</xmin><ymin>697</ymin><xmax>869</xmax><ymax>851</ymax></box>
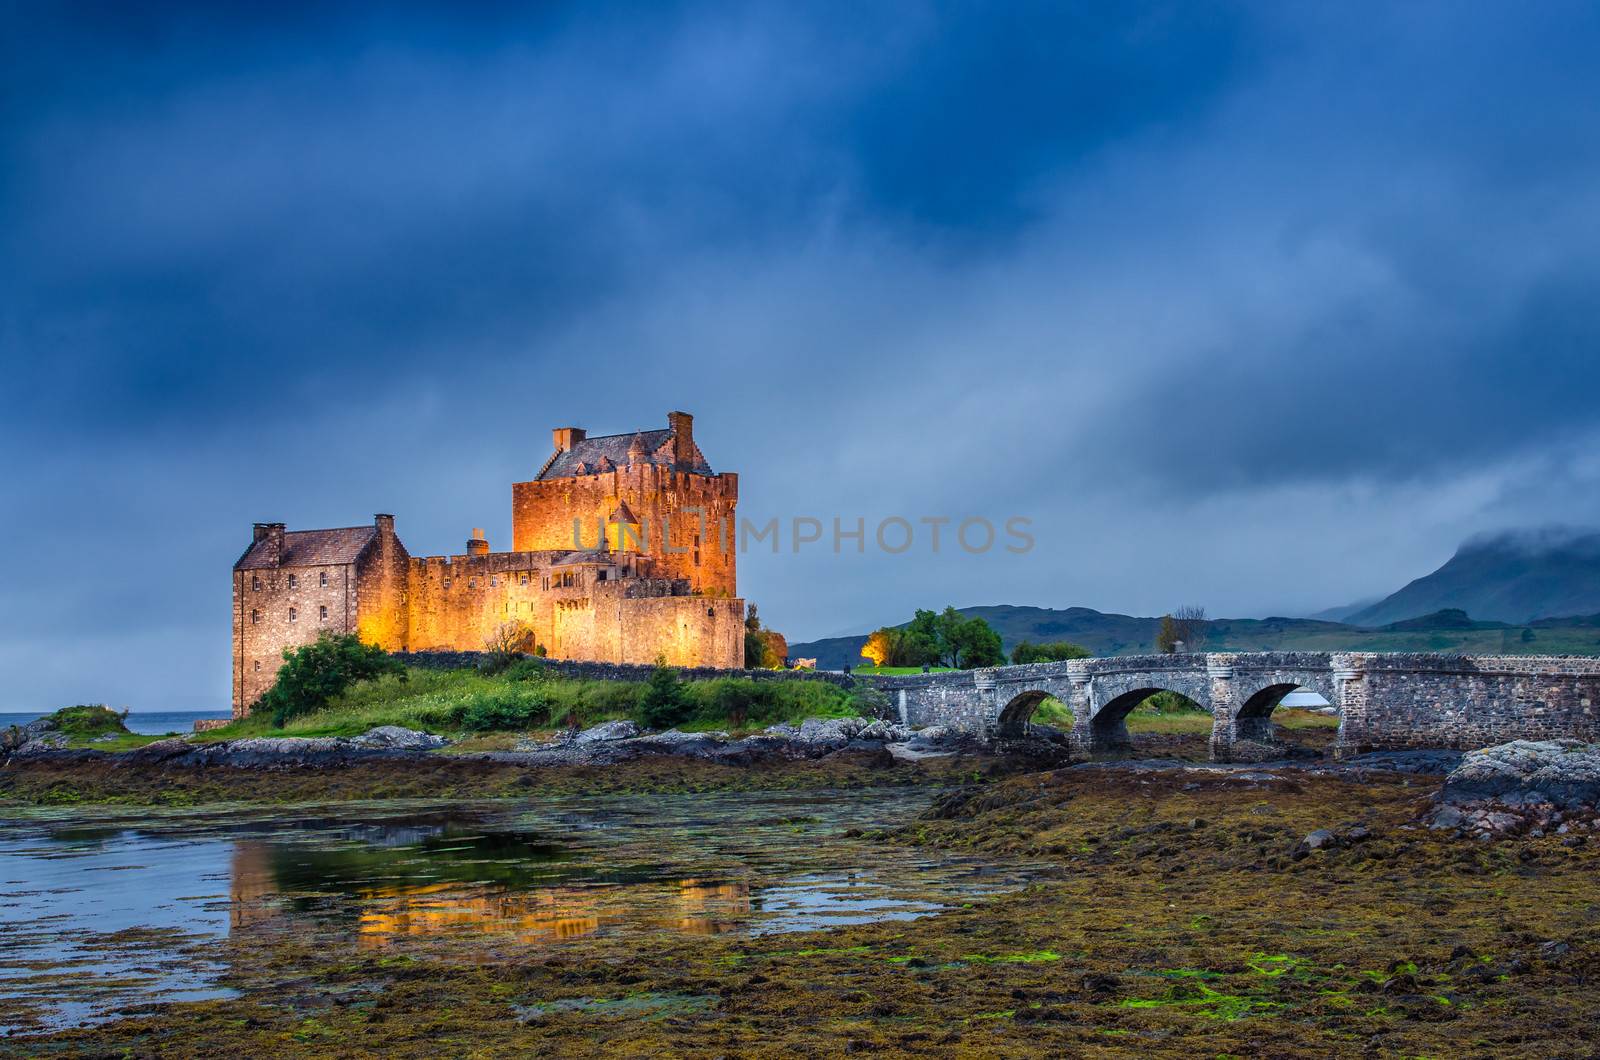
<box><xmin>231</xmin><ymin>411</ymin><xmax>743</xmax><ymax>716</ymax></box>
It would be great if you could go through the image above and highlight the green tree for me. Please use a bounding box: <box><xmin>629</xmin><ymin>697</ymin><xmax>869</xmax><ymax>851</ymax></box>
<box><xmin>1011</xmin><ymin>640</ymin><xmax>1092</xmax><ymax>664</ymax></box>
<box><xmin>639</xmin><ymin>660</ymin><xmax>690</xmax><ymax>729</ymax></box>
<box><xmin>1156</xmin><ymin>615</ymin><xmax>1179</xmax><ymax>653</ymax></box>
<box><xmin>259</xmin><ymin>632</ymin><xmax>405</xmax><ymax>727</ymax></box>
<box><xmin>898</xmin><ymin>606</ymin><xmax>1004</xmax><ymax>669</ymax></box>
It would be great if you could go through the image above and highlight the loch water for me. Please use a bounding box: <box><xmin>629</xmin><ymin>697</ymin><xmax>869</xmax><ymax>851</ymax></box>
<box><xmin>0</xmin><ymin>788</ymin><xmax>1042</xmax><ymax>1033</ymax></box>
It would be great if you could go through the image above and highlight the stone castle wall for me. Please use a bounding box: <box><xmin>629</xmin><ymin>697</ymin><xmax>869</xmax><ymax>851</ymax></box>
<box><xmin>393</xmin><ymin>651</ymin><xmax>858</xmax><ymax>689</ymax></box>
<box><xmin>233</xmin><ymin>562</ymin><xmax>362</xmax><ymax>715</ymax></box>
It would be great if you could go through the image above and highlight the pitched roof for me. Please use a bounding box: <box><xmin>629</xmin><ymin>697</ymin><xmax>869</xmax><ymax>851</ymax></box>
<box><xmin>537</xmin><ymin>426</ymin><xmax>712</xmax><ymax>480</ymax></box>
<box><xmin>234</xmin><ymin>526</ymin><xmax>378</xmax><ymax>570</ymax></box>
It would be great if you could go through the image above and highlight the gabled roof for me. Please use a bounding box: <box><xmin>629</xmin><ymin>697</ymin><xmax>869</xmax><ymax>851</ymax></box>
<box><xmin>234</xmin><ymin>526</ymin><xmax>378</xmax><ymax>570</ymax></box>
<box><xmin>537</xmin><ymin>426</ymin><xmax>712</xmax><ymax>481</ymax></box>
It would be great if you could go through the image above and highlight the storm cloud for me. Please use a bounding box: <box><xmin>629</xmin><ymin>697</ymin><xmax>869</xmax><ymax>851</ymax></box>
<box><xmin>4</xmin><ymin>1</ymin><xmax>1600</xmax><ymax>710</ymax></box>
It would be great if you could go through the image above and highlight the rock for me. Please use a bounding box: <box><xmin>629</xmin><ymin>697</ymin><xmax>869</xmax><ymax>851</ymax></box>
<box><xmin>1539</xmin><ymin>940</ymin><xmax>1571</xmax><ymax>959</ymax></box>
<box><xmin>348</xmin><ymin>726</ymin><xmax>447</xmax><ymax>751</ymax></box>
<box><xmin>575</xmin><ymin>720</ymin><xmax>640</xmax><ymax>743</ymax></box>
<box><xmin>1293</xmin><ymin>828</ymin><xmax>1341</xmax><ymax>859</ymax></box>
<box><xmin>1426</xmin><ymin>740</ymin><xmax>1600</xmax><ymax>837</ymax></box>
<box><xmin>1303</xmin><ymin>828</ymin><xmax>1338</xmax><ymax>850</ymax></box>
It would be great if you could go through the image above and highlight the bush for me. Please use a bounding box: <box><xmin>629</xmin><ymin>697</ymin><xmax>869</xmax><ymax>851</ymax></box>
<box><xmin>258</xmin><ymin>633</ymin><xmax>406</xmax><ymax>728</ymax></box>
<box><xmin>1011</xmin><ymin>640</ymin><xmax>1092</xmax><ymax>664</ymax></box>
<box><xmin>48</xmin><ymin>704</ymin><xmax>130</xmax><ymax>739</ymax></box>
<box><xmin>457</xmin><ymin>685</ymin><xmax>553</xmax><ymax>732</ymax></box>
<box><xmin>639</xmin><ymin>663</ymin><xmax>691</xmax><ymax>730</ymax></box>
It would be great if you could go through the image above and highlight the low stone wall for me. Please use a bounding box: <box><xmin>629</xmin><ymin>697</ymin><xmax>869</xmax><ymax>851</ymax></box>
<box><xmin>390</xmin><ymin>651</ymin><xmax>859</xmax><ymax>690</ymax></box>
<box><xmin>193</xmin><ymin>718</ymin><xmax>231</xmax><ymax>733</ymax></box>
<box><xmin>1340</xmin><ymin>653</ymin><xmax>1600</xmax><ymax>753</ymax></box>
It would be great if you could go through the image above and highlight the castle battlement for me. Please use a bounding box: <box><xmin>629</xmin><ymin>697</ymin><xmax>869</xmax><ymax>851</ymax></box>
<box><xmin>230</xmin><ymin>411</ymin><xmax>745</xmax><ymax>716</ymax></box>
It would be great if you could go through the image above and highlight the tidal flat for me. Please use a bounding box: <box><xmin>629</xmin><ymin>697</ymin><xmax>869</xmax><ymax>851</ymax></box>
<box><xmin>2</xmin><ymin>752</ymin><xmax>1597</xmax><ymax>1057</ymax></box>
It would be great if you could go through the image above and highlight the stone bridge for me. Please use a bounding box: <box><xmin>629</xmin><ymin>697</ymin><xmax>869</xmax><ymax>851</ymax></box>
<box><xmin>865</xmin><ymin>652</ymin><xmax>1600</xmax><ymax>761</ymax></box>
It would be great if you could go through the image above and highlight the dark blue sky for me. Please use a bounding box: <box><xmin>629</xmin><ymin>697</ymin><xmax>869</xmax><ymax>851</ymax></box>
<box><xmin>5</xmin><ymin>2</ymin><xmax>1600</xmax><ymax>710</ymax></box>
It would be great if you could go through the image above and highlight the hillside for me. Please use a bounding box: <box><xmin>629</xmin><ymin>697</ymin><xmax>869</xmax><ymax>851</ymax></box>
<box><xmin>1345</xmin><ymin>528</ymin><xmax>1600</xmax><ymax>627</ymax></box>
<box><xmin>788</xmin><ymin>604</ymin><xmax>1600</xmax><ymax>670</ymax></box>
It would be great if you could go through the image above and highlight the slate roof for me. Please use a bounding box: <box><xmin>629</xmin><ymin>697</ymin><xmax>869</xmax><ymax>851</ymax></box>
<box><xmin>234</xmin><ymin>526</ymin><xmax>378</xmax><ymax>570</ymax></box>
<box><xmin>537</xmin><ymin>427</ymin><xmax>712</xmax><ymax>480</ymax></box>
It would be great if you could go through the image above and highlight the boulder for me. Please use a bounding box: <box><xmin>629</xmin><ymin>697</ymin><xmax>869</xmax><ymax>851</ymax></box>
<box><xmin>575</xmin><ymin>720</ymin><xmax>640</xmax><ymax>743</ymax></box>
<box><xmin>348</xmin><ymin>726</ymin><xmax>447</xmax><ymax>751</ymax></box>
<box><xmin>1425</xmin><ymin>740</ymin><xmax>1600</xmax><ymax>836</ymax></box>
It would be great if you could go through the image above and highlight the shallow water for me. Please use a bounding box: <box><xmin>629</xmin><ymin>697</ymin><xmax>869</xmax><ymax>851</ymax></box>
<box><xmin>0</xmin><ymin>788</ymin><xmax>1040</xmax><ymax>1032</ymax></box>
<box><xmin>0</xmin><ymin>710</ymin><xmax>230</xmax><ymax>735</ymax></box>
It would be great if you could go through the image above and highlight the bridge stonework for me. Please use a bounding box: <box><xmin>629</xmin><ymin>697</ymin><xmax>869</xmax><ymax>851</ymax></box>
<box><xmin>866</xmin><ymin>652</ymin><xmax>1600</xmax><ymax>762</ymax></box>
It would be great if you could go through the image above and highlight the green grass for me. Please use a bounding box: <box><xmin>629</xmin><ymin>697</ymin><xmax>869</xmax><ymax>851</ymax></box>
<box><xmin>197</xmin><ymin>666</ymin><xmax>871</xmax><ymax>742</ymax></box>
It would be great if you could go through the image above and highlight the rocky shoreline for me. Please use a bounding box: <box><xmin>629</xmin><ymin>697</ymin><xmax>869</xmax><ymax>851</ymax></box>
<box><xmin>1</xmin><ymin>717</ymin><xmax>990</xmax><ymax>772</ymax></box>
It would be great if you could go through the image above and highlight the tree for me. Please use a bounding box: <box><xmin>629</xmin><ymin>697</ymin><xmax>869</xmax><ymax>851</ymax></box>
<box><xmin>480</xmin><ymin>620</ymin><xmax>536</xmax><ymax>674</ymax></box>
<box><xmin>876</xmin><ymin>606</ymin><xmax>1004</xmax><ymax>670</ymax></box>
<box><xmin>1172</xmin><ymin>605</ymin><xmax>1208</xmax><ymax>650</ymax></box>
<box><xmin>743</xmin><ymin>604</ymin><xmax>788</xmax><ymax>668</ymax></box>
<box><xmin>1157</xmin><ymin>606</ymin><xmax>1208</xmax><ymax>653</ymax></box>
<box><xmin>258</xmin><ymin>632</ymin><xmax>405</xmax><ymax>727</ymax></box>
<box><xmin>639</xmin><ymin>660</ymin><xmax>690</xmax><ymax>729</ymax></box>
<box><xmin>485</xmin><ymin>620</ymin><xmax>534</xmax><ymax>656</ymax></box>
<box><xmin>1011</xmin><ymin>640</ymin><xmax>1091</xmax><ymax>664</ymax></box>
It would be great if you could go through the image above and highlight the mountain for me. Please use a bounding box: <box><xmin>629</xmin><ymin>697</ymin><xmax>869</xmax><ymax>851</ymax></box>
<box><xmin>786</xmin><ymin>603</ymin><xmax>1600</xmax><ymax>669</ymax></box>
<box><xmin>1345</xmin><ymin>528</ymin><xmax>1600</xmax><ymax>627</ymax></box>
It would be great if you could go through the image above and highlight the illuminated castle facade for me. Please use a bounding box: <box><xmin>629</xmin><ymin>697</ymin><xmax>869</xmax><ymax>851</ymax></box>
<box><xmin>231</xmin><ymin>411</ymin><xmax>744</xmax><ymax>716</ymax></box>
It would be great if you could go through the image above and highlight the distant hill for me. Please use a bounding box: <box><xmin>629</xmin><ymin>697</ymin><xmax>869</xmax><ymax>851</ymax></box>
<box><xmin>1345</xmin><ymin>528</ymin><xmax>1600</xmax><ymax>627</ymax></box>
<box><xmin>787</xmin><ymin>602</ymin><xmax>1600</xmax><ymax>670</ymax></box>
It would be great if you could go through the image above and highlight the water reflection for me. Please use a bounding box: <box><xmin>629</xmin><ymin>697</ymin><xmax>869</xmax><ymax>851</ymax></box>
<box><xmin>0</xmin><ymin>790</ymin><xmax>1042</xmax><ymax>1033</ymax></box>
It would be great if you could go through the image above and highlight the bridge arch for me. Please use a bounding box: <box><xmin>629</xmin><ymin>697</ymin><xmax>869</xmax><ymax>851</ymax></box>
<box><xmin>995</xmin><ymin>690</ymin><xmax>1056</xmax><ymax>736</ymax></box>
<box><xmin>1219</xmin><ymin>668</ymin><xmax>1340</xmax><ymax>759</ymax></box>
<box><xmin>1087</xmin><ymin>684</ymin><xmax>1210</xmax><ymax>755</ymax></box>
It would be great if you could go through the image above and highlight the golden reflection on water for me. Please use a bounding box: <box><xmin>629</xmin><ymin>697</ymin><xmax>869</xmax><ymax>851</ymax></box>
<box><xmin>228</xmin><ymin>842</ymin><xmax>757</xmax><ymax>945</ymax></box>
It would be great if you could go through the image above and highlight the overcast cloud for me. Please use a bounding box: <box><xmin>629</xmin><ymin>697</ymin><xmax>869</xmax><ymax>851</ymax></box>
<box><xmin>4</xmin><ymin>1</ymin><xmax>1600</xmax><ymax>710</ymax></box>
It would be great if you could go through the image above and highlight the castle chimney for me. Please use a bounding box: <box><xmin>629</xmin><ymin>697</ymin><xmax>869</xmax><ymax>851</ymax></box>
<box><xmin>667</xmin><ymin>410</ymin><xmax>694</xmax><ymax>466</ymax></box>
<box><xmin>374</xmin><ymin>513</ymin><xmax>395</xmax><ymax>536</ymax></box>
<box><xmin>552</xmin><ymin>427</ymin><xmax>586</xmax><ymax>452</ymax></box>
<box><xmin>253</xmin><ymin>522</ymin><xmax>286</xmax><ymax>566</ymax></box>
<box><xmin>466</xmin><ymin>527</ymin><xmax>489</xmax><ymax>556</ymax></box>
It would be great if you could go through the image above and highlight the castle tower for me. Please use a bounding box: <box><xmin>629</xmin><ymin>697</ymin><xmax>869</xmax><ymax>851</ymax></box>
<box><xmin>510</xmin><ymin>410</ymin><xmax>737</xmax><ymax>596</ymax></box>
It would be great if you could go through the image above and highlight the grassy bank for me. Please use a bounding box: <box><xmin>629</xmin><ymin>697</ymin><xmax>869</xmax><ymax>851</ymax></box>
<box><xmin>199</xmin><ymin>665</ymin><xmax>873</xmax><ymax>742</ymax></box>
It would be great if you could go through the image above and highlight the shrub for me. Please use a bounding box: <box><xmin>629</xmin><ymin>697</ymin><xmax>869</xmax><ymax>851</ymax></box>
<box><xmin>258</xmin><ymin>633</ymin><xmax>406</xmax><ymax>727</ymax></box>
<box><xmin>49</xmin><ymin>704</ymin><xmax>130</xmax><ymax>739</ymax></box>
<box><xmin>639</xmin><ymin>663</ymin><xmax>691</xmax><ymax>729</ymax></box>
<box><xmin>457</xmin><ymin>685</ymin><xmax>553</xmax><ymax>732</ymax></box>
<box><xmin>503</xmin><ymin>658</ymin><xmax>549</xmax><ymax>683</ymax></box>
<box><xmin>1011</xmin><ymin>640</ymin><xmax>1091</xmax><ymax>664</ymax></box>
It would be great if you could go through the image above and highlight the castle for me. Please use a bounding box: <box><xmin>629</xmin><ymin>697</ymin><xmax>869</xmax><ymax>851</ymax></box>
<box><xmin>231</xmin><ymin>411</ymin><xmax>744</xmax><ymax>716</ymax></box>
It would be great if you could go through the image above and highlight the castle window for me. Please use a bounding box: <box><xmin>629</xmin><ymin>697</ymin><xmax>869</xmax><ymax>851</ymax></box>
<box><xmin>319</xmin><ymin>605</ymin><xmax>328</xmax><ymax>623</ymax></box>
<box><xmin>254</xmin><ymin>660</ymin><xmax>261</xmax><ymax>672</ymax></box>
<box><xmin>250</xmin><ymin>609</ymin><xmax>259</xmax><ymax>625</ymax></box>
<box><xmin>490</xmin><ymin>578</ymin><xmax>498</xmax><ymax>587</ymax></box>
<box><xmin>289</xmin><ymin>607</ymin><xmax>298</xmax><ymax>622</ymax></box>
<box><xmin>443</xmin><ymin>578</ymin><xmax>451</xmax><ymax>588</ymax></box>
<box><xmin>521</xmin><ymin>576</ymin><xmax>528</xmax><ymax>585</ymax></box>
<box><xmin>251</xmin><ymin>575</ymin><xmax>261</xmax><ymax>592</ymax></box>
<box><xmin>288</xmin><ymin>574</ymin><xmax>297</xmax><ymax>589</ymax></box>
<box><xmin>319</xmin><ymin>571</ymin><xmax>328</xmax><ymax>588</ymax></box>
<box><xmin>597</xmin><ymin>570</ymin><xmax>607</xmax><ymax>581</ymax></box>
<box><xmin>468</xmin><ymin>579</ymin><xmax>476</xmax><ymax>589</ymax></box>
